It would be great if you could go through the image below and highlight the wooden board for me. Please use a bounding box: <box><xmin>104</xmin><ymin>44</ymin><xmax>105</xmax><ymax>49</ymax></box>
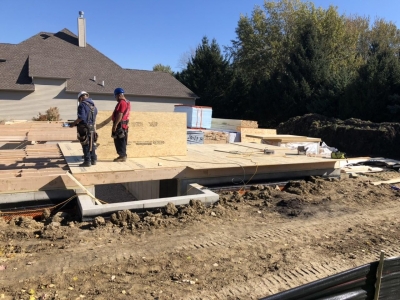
<box><xmin>341</xmin><ymin>166</ymin><xmax>384</xmax><ymax>173</ymax></box>
<box><xmin>240</xmin><ymin>128</ymin><xmax>277</xmax><ymax>143</ymax></box>
<box><xmin>27</xmin><ymin>128</ymin><xmax>77</xmax><ymax>141</ymax></box>
<box><xmin>211</xmin><ymin>118</ymin><xmax>258</xmax><ymax>131</ymax></box>
<box><xmin>371</xmin><ymin>177</ymin><xmax>400</xmax><ymax>185</ymax></box>
<box><xmin>0</xmin><ymin>122</ymin><xmax>76</xmax><ymax>142</ymax></box>
<box><xmin>95</xmin><ymin>111</ymin><xmax>187</xmax><ymax>159</ymax></box>
<box><xmin>338</xmin><ymin>157</ymin><xmax>371</xmax><ymax>168</ymax></box>
<box><xmin>245</xmin><ymin>134</ymin><xmax>321</xmax><ymax>144</ymax></box>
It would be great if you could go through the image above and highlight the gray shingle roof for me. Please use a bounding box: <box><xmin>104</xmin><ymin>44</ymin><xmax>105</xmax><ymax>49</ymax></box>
<box><xmin>0</xmin><ymin>28</ymin><xmax>197</xmax><ymax>98</ymax></box>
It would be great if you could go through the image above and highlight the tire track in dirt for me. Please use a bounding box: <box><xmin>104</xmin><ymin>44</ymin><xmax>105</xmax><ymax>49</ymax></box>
<box><xmin>185</xmin><ymin>209</ymin><xmax>400</xmax><ymax>299</ymax></box>
<box><xmin>170</xmin><ymin>204</ymin><xmax>400</xmax><ymax>299</ymax></box>
<box><xmin>191</xmin><ymin>260</ymin><xmax>364</xmax><ymax>299</ymax></box>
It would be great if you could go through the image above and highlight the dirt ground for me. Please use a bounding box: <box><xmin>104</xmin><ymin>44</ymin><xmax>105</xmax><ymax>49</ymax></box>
<box><xmin>1</xmin><ymin>169</ymin><xmax>400</xmax><ymax>300</ymax></box>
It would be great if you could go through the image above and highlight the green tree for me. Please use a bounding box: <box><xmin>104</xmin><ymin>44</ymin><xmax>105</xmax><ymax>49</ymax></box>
<box><xmin>175</xmin><ymin>37</ymin><xmax>232</xmax><ymax>115</ymax></box>
<box><xmin>224</xmin><ymin>0</ymin><xmax>370</xmax><ymax>126</ymax></box>
<box><xmin>229</xmin><ymin>0</ymin><xmax>363</xmax><ymax>84</ymax></box>
<box><xmin>340</xmin><ymin>47</ymin><xmax>400</xmax><ymax>122</ymax></box>
<box><xmin>265</xmin><ymin>19</ymin><xmax>337</xmax><ymax>123</ymax></box>
<box><xmin>153</xmin><ymin>64</ymin><xmax>173</xmax><ymax>74</ymax></box>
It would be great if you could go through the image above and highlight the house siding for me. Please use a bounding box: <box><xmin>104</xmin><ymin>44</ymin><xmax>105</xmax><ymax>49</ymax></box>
<box><xmin>0</xmin><ymin>78</ymin><xmax>195</xmax><ymax>121</ymax></box>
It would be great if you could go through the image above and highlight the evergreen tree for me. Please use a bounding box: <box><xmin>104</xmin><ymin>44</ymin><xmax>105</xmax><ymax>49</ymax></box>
<box><xmin>175</xmin><ymin>37</ymin><xmax>231</xmax><ymax>115</ymax></box>
<box><xmin>267</xmin><ymin>19</ymin><xmax>337</xmax><ymax>124</ymax></box>
<box><xmin>341</xmin><ymin>46</ymin><xmax>400</xmax><ymax>122</ymax></box>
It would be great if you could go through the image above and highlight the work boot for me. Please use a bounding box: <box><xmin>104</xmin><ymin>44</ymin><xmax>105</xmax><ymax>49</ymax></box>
<box><xmin>91</xmin><ymin>160</ymin><xmax>97</xmax><ymax>165</ymax></box>
<box><xmin>79</xmin><ymin>161</ymin><xmax>91</xmax><ymax>167</ymax></box>
<box><xmin>113</xmin><ymin>156</ymin><xmax>127</xmax><ymax>162</ymax></box>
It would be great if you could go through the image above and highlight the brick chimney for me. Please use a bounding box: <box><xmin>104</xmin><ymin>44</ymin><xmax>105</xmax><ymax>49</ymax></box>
<box><xmin>77</xmin><ymin>11</ymin><xmax>86</xmax><ymax>47</ymax></box>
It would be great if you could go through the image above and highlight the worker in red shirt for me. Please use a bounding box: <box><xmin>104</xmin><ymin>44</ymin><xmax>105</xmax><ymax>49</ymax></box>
<box><xmin>111</xmin><ymin>87</ymin><xmax>130</xmax><ymax>162</ymax></box>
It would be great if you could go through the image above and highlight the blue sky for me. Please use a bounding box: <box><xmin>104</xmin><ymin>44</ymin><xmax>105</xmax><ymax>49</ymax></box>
<box><xmin>1</xmin><ymin>0</ymin><xmax>400</xmax><ymax>72</ymax></box>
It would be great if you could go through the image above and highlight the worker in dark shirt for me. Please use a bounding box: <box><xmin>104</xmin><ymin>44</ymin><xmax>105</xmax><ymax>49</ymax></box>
<box><xmin>70</xmin><ymin>91</ymin><xmax>98</xmax><ymax>167</ymax></box>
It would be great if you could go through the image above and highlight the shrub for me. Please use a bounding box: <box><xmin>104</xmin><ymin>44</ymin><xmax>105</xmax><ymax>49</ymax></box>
<box><xmin>32</xmin><ymin>107</ymin><xmax>61</xmax><ymax>121</ymax></box>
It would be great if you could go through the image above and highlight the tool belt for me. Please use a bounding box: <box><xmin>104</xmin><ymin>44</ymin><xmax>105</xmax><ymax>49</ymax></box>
<box><xmin>111</xmin><ymin>123</ymin><xmax>128</xmax><ymax>139</ymax></box>
<box><xmin>77</xmin><ymin>124</ymin><xmax>98</xmax><ymax>145</ymax></box>
<box><xmin>111</xmin><ymin>120</ymin><xmax>130</xmax><ymax>139</ymax></box>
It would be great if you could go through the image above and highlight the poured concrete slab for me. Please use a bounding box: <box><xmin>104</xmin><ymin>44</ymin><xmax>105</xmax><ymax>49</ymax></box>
<box><xmin>78</xmin><ymin>183</ymin><xmax>219</xmax><ymax>221</ymax></box>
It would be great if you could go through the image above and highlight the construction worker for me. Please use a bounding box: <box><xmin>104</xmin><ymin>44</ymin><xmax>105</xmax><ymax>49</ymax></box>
<box><xmin>70</xmin><ymin>91</ymin><xmax>98</xmax><ymax>167</ymax></box>
<box><xmin>111</xmin><ymin>87</ymin><xmax>130</xmax><ymax>162</ymax></box>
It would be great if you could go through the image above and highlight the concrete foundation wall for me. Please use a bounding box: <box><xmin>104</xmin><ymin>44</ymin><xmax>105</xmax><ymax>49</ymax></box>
<box><xmin>123</xmin><ymin>181</ymin><xmax>160</xmax><ymax>200</ymax></box>
<box><xmin>78</xmin><ymin>183</ymin><xmax>219</xmax><ymax>220</ymax></box>
<box><xmin>178</xmin><ymin>168</ymin><xmax>341</xmax><ymax>195</ymax></box>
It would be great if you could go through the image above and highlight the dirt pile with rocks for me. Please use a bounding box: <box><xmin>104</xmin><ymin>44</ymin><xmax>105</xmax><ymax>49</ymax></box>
<box><xmin>277</xmin><ymin>113</ymin><xmax>400</xmax><ymax>158</ymax></box>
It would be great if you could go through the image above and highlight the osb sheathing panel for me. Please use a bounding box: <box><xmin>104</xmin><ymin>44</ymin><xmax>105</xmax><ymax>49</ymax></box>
<box><xmin>95</xmin><ymin>111</ymin><xmax>187</xmax><ymax>159</ymax></box>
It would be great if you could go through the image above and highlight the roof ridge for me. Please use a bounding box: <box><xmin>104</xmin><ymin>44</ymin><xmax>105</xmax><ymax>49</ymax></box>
<box><xmin>59</xmin><ymin>28</ymin><xmax>77</xmax><ymax>37</ymax></box>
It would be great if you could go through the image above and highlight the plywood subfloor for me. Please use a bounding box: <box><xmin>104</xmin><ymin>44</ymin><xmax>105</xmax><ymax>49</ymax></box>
<box><xmin>60</xmin><ymin>142</ymin><xmax>339</xmax><ymax>175</ymax></box>
<box><xmin>0</xmin><ymin>142</ymin><xmax>341</xmax><ymax>193</ymax></box>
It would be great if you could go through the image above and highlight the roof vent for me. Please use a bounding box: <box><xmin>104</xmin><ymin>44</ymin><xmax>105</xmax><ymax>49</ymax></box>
<box><xmin>93</xmin><ymin>75</ymin><xmax>96</xmax><ymax>82</ymax></box>
<box><xmin>101</xmin><ymin>80</ymin><xmax>105</xmax><ymax>86</ymax></box>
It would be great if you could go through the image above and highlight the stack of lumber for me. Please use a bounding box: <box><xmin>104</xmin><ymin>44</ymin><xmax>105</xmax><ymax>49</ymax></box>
<box><xmin>95</xmin><ymin>111</ymin><xmax>187</xmax><ymax>159</ymax></box>
<box><xmin>205</xmin><ymin>118</ymin><xmax>262</xmax><ymax>144</ymax></box>
<box><xmin>202</xmin><ymin>130</ymin><xmax>229</xmax><ymax>144</ymax></box>
<box><xmin>211</xmin><ymin>118</ymin><xmax>258</xmax><ymax>131</ymax></box>
<box><xmin>0</xmin><ymin>130</ymin><xmax>27</xmax><ymax>142</ymax></box>
<box><xmin>0</xmin><ymin>121</ymin><xmax>76</xmax><ymax>142</ymax></box>
<box><xmin>0</xmin><ymin>124</ymin><xmax>29</xmax><ymax>141</ymax></box>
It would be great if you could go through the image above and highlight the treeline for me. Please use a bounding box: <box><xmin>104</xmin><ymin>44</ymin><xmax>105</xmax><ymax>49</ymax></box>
<box><xmin>174</xmin><ymin>0</ymin><xmax>400</xmax><ymax>127</ymax></box>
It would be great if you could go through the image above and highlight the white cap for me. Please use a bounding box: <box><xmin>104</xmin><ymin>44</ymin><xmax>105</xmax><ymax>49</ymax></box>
<box><xmin>77</xmin><ymin>91</ymin><xmax>89</xmax><ymax>99</ymax></box>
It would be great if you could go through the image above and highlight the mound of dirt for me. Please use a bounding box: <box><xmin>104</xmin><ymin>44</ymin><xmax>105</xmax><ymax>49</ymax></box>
<box><xmin>277</xmin><ymin>113</ymin><xmax>400</xmax><ymax>158</ymax></box>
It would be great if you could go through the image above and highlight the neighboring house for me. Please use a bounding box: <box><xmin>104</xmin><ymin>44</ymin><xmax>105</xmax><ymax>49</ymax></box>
<box><xmin>0</xmin><ymin>13</ymin><xmax>197</xmax><ymax>121</ymax></box>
